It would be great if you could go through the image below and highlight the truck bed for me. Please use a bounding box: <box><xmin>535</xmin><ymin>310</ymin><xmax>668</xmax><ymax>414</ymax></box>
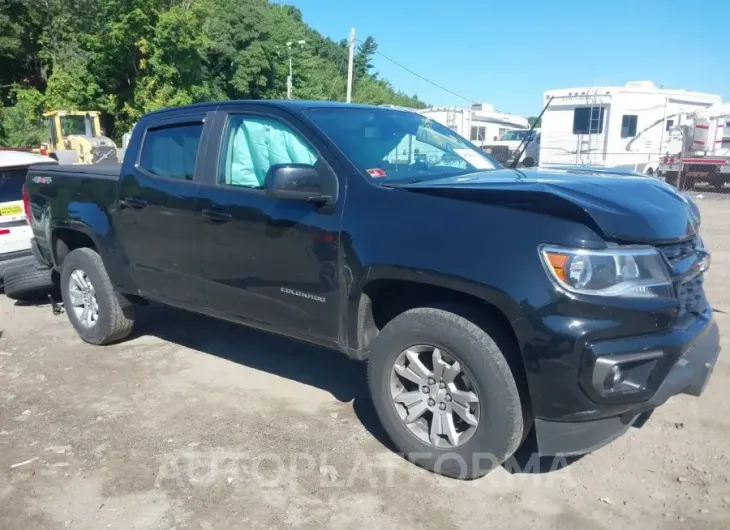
<box><xmin>29</xmin><ymin>163</ymin><xmax>121</xmax><ymax>180</ymax></box>
<box><xmin>26</xmin><ymin>163</ymin><xmax>123</xmax><ymax>267</ymax></box>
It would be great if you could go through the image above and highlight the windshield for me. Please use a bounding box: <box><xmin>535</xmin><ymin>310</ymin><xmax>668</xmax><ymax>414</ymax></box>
<box><xmin>58</xmin><ymin>115</ymin><xmax>94</xmax><ymax>136</ymax></box>
<box><xmin>499</xmin><ymin>130</ymin><xmax>532</xmax><ymax>141</ymax></box>
<box><xmin>306</xmin><ymin>108</ymin><xmax>500</xmax><ymax>182</ymax></box>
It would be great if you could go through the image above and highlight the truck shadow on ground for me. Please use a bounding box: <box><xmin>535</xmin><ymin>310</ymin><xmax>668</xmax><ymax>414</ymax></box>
<box><xmin>134</xmin><ymin>302</ymin><xmax>582</xmax><ymax>476</ymax></box>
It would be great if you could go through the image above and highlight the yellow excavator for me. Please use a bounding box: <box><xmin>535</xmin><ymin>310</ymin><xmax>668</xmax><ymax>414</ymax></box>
<box><xmin>40</xmin><ymin>110</ymin><xmax>119</xmax><ymax>165</ymax></box>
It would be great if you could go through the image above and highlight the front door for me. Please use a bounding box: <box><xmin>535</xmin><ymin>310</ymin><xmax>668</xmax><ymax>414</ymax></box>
<box><xmin>196</xmin><ymin>108</ymin><xmax>343</xmax><ymax>341</ymax></box>
<box><xmin>116</xmin><ymin>113</ymin><xmax>210</xmax><ymax>306</ymax></box>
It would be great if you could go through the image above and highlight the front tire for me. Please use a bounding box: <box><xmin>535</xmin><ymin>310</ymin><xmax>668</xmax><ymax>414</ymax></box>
<box><xmin>367</xmin><ymin>307</ymin><xmax>524</xmax><ymax>479</ymax></box>
<box><xmin>60</xmin><ymin>248</ymin><xmax>135</xmax><ymax>345</ymax></box>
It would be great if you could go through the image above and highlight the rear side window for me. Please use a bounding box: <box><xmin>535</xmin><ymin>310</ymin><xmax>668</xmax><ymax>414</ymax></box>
<box><xmin>0</xmin><ymin>169</ymin><xmax>26</xmax><ymax>204</ymax></box>
<box><xmin>139</xmin><ymin>123</ymin><xmax>203</xmax><ymax>180</ymax></box>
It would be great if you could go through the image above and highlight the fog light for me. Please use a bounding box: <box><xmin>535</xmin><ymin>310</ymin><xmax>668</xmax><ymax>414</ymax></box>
<box><xmin>604</xmin><ymin>365</ymin><xmax>623</xmax><ymax>390</ymax></box>
<box><xmin>591</xmin><ymin>351</ymin><xmax>664</xmax><ymax>398</ymax></box>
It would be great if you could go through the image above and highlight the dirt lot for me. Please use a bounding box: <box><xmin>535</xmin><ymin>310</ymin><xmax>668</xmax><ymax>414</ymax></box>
<box><xmin>2</xmin><ymin>197</ymin><xmax>730</xmax><ymax>530</ymax></box>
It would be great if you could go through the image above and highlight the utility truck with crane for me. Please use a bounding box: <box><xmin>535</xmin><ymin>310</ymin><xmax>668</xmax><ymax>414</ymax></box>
<box><xmin>658</xmin><ymin>104</ymin><xmax>730</xmax><ymax>190</ymax></box>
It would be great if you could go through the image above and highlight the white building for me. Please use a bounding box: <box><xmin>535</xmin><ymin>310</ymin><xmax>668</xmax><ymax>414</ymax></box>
<box><xmin>419</xmin><ymin>104</ymin><xmax>529</xmax><ymax>148</ymax></box>
<box><xmin>539</xmin><ymin>81</ymin><xmax>722</xmax><ymax>173</ymax></box>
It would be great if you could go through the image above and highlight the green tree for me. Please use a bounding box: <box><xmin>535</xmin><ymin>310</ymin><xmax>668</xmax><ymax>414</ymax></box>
<box><xmin>0</xmin><ymin>0</ymin><xmax>428</xmax><ymax>146</ymax></box>
<box><xmin>0</xmin><ymin>86</ymin><xmax>46</xmax><ymax>147</ymax></box>
<box><xmin>354</xmin><ymin>36</ymin><xmax>378</xmax><ymax>80</ymax></box>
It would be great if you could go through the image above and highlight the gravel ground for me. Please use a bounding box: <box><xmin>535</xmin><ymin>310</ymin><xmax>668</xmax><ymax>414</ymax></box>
<box><xmin>1</xmin><ymin>198</ymin><xmax>730</xmax><ymax>529</ymax></box>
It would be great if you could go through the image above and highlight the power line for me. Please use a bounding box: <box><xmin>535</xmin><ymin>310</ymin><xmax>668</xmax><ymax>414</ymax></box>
<box><xmin>356</xmin><ymin>39</ymin><xmax>477</xmax><ymax>104</ymax></box>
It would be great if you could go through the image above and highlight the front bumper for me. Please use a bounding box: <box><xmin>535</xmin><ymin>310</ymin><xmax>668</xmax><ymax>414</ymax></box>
<box><xmin>535</xmin><ymin>317</ymin><xmax>720</xmax><ymax>456</ymax></box>
<box><xmin>0</xmin><ymin>249</ymin><xmax>35</xmax><ymax>282</ymax></box>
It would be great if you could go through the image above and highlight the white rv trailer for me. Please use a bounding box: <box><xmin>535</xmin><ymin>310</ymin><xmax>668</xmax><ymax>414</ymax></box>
<box><xmin>539</xmin><ymin>81</ymin><xmax>722</xmax><ymax>173</ymax></box>
<box><xmin>418</xmin><ymin>104</ymin><xmax>529</xmax><ymax>148</ymax></box>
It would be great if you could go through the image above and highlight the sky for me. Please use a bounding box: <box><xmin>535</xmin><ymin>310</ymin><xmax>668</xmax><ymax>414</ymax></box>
<box><xmin>286</xmin><ymin>0</ymin><xmax>730</xmax><ymax>117</ymax></box>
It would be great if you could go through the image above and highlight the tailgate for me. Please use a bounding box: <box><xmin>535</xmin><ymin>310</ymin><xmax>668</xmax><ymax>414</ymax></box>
<box><xmin>0</xmin><ymin>168</ymin><xmax>32</xmax><ymax>255</ymax></box>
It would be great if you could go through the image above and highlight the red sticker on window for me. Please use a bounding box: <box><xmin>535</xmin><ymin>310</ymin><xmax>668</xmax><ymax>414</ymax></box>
<box><xmin>367</xmin><ymin>168</ymin><xmax>386</xmax><ymax>178</ymax></box>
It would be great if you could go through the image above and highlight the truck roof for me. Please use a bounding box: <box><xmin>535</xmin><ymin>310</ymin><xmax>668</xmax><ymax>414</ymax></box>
<box><xmin>141</xmin><ymin>100</ymin><xmax>412</xmax><ymax>119</ymax></box>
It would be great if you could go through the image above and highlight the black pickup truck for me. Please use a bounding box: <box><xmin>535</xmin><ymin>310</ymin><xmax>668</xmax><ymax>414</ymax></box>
<box><xmin>23</xmin><ymin>101</ymin><xmax>720</xmax><ymax>479</ymax></box>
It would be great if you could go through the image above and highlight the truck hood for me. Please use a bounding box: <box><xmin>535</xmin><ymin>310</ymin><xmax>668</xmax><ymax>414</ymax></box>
<box><xmin>402</xmin><ymin>167</ymin><xmax>700</xmax><ymax>244</ymax></box>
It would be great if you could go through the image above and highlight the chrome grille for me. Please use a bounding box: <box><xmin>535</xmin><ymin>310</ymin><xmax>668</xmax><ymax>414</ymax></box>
<box><xmin>659</xmin><ymin>237</ymin><xmax>699</xmax><ymax>265</ymax></box>
<box><xmin>656</xmin><ymin>237</ymin><xmax>707</xmax><ymax>318</ymax></box>
<box><xmin>482</xmin><ymin>145</ymin><xmax>510</xmax><ymax>164</ymax></box>
<box><xmin>678</xmin><ymin>275</ymin><xmax>706</xmax><ymax>316</ymax></box>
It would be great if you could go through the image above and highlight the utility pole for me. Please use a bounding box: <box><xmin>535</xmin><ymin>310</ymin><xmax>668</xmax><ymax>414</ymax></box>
<box><xmin>286</xmin><ymin>40</ymin><xmax>306</xmax><ymax>100</ymax></box>
<box><xmin>346</xmin><ymin>28</ymin><xmax>355</xmax><ymax>103</ymax></box>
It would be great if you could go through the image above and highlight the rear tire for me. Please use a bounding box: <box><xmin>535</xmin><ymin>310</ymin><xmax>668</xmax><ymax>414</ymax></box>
<box><xmin>60</xmin><ymin>248</ymin><xmax>135</xmax><ymax>345</ymax></box>
<box><xmin>2</xmin><ymin>263</ymin><xmax>58</xmax><ymax>301</ymax></box>
<box><xmin>367</xmin><ymin>306</ymin><xmax>524</xmax><ymax>479</ymax></box>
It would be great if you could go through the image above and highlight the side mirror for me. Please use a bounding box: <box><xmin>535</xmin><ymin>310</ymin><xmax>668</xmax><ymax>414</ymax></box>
<box><xmin>264</xmin><ymin>164</ymin><xmax>334</xmax><ymax>205</ymax></box>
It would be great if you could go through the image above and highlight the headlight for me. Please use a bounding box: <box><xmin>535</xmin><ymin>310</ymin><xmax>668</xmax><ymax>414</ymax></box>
<box><xmin>540</xmin><ymin>246</ymin><xmax>673</xmax><ymax>298</ymax></box>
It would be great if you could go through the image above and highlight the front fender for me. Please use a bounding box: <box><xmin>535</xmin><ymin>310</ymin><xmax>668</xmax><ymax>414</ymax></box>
<box><xmin>344</xmin><ymin>264</ymin><xmax>524</xmax><ymax>354</ymax></box>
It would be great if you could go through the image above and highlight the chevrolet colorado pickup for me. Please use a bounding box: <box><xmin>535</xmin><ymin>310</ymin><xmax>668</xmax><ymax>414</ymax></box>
<box><xmin>23</xmin><ymin>101</ymin><xmax>720</xmax><ymax>479</ymax></box>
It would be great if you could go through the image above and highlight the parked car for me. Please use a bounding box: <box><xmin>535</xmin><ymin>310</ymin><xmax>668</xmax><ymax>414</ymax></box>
<box><xmin>0</xmin><ymin>150</ymin><xmax>56</xmax><ymax>285</ymax></box>
<box><xmin>23</xmin><ymin>101</ymin><xmax>720</xmax><ymax>479</ymax></box>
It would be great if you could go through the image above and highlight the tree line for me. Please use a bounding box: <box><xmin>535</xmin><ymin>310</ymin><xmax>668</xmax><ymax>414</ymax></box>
<box><xmin>0</xmin><ymin>0</ymin><xmax>426</xmax><ymax>146</ymax></box>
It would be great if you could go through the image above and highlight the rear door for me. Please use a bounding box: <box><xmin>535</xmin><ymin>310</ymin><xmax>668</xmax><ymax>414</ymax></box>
<box><xmin>116</xmin><ymin>112</ymin><xmax>213</xmax><ymax>306</ymax></box>
<box><xmin>0</xmin><ymin>166</ymin><xmax>33</xmax><ymax>257</ymax></box>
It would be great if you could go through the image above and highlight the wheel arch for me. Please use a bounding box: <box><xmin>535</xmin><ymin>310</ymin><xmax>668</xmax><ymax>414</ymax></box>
<box><xmin>346</xmin><ymin>266</ymin><xmax>524</xmax><ymax>357</ymax></box>
<box><xmin>50</xmin><ymin>223</ymin><xmax>101</xmax><ymax>268</ymax></box>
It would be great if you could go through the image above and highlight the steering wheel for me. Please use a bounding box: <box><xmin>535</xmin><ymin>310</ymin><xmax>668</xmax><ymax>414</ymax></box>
<box><xmin>410</xmin><ymin>161</ymin><xmax>429</xmax><ymax>171</ymax></box>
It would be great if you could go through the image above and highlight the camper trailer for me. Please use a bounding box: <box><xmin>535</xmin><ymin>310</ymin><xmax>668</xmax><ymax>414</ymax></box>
<box><xmin>419</xmin><ymin>104</ymin><xmax>529</xmax><ymax>149</ymax></box>
<box><xmin>539</xmin><ymin>81</ymin><xmax>722</xmax><ymax>172</ymax></box>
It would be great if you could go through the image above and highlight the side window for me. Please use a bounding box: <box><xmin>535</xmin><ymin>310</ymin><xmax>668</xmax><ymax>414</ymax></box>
<box><xmin>139</xmin><ymin>122</ymin><xmax>203</xmax><ymax>180</ymax></box>
<box><xmin>666</xmin><ymin>119</ymin><xmax>675</xmax><ymax>132</ymax></box>
<box><xmin>621</xmin><ymin>114</ymin><xmax>638</xmax><ymax>138</ymax></box>
<box><xmin>219</xmin><ymin>115</ymin><xmax>318</xmax><ymax>189</ymax></box>
<box><xmin>573</xmin><ymin>106</ymin><xmax>605</xmax><ymax>134</ymax></box>
<box><xmin>470</xmin><ymin>126</ymin><xmax>478</xmax><ymax>141</ymax></box>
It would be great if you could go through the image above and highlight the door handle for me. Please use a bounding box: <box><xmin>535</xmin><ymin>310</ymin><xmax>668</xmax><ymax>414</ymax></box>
<box><xmin>119</xmin><ymin>197</ymin><xmax>147</xmax><ymax>209</ymax></box>
<box><xmin>202</xmin><ymin>208</ymin><xmax>232</xmax><ymax>223</ymax></box>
